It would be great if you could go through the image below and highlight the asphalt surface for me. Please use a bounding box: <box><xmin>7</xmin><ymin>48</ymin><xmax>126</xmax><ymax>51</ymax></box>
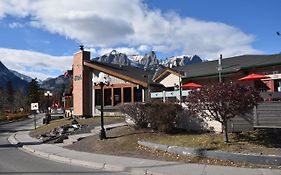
<box><xmin>0</xmin><ymin>115</ymin><xmax>130</xmax><ymax>175</ymax></box>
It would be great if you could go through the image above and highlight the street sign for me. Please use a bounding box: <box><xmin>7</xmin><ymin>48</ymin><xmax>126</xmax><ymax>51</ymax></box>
<box><xmin>31</xmin><ymin>103</ymin><xmax>39</xmax><ymax>110</ymax></box>
<box><xmin>30</xmin><ymin>103</ymin><xmax>39</xmax><ymax>130</ymax></box>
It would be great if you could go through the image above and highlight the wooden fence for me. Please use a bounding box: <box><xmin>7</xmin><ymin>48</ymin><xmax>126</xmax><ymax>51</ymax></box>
<box><xmin>254</xmin><ymin>102</ymin><xmax>281</xmax><ymax>128</ymax></box>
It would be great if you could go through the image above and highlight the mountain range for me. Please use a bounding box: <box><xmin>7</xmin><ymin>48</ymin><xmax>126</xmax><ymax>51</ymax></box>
<box><xmin>0</xmin><ymin>61</ymin><xmax>28</xmax><ymax>91</ymax></box>
<box><xmin>9</xmin><ymin>69</ymin><xmax>33</xmax><ymax>82</ymax></box>
<box><xmin>40</xmin><ymin>75</ymin><xmax>71</xmax><ymax>93</ymax></box>
<box><xmin>0</xmin><ymin>50</ymin><xmax>202</xmax><ymax>92</ymax></box>
<box><xmin>41</xmin><ymin>51</ymin><xmax>202</xmax><ymax>92</ymax></box>
<box><xmin>94</xmin><ymin>50</ymin><xmax>202</xmax><ymax>70</ymax></box>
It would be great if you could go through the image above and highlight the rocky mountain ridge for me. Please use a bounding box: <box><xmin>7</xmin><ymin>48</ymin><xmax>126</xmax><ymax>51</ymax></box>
<box><xmin>9</xmin><ymin>69</ymin><xmax>33</xmax><ymax>82</ymax></box>
<box><xmin>1</xmin><ymin>50</ymin><xmax>203</xmax><ymax>92</ymax></box>
<box><xmin>94</xmin><ymin>50</ymin><xmax>203</xmax><ymax>69</ymax></box>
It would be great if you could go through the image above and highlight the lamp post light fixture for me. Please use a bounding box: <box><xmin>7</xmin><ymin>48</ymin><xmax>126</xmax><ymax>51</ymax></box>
<box><xmin>94</xmin><ymin>73</ymin><xmax>111</xmax><ymax>140</ymax></box>
<box><xmin>44</xmin><ymin>91</ymin><xmax>53</xmax><ymax>113</ymax></box>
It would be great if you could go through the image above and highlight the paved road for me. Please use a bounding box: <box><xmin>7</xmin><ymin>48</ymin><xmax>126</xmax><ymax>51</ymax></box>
<box><xmin>0</xmin><ymin>115</ymin><xmax>130</xmax><ymax>175</ymax></box>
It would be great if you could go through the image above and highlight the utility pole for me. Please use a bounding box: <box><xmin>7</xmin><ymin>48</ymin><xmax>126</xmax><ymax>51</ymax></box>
<box><xmin>218</xmin><ymin>54</ymin><xmax>223</xmax><ymax>83</ymax></box>
<box><xmin>178</xmin><ymin>71</ymin><xmax>183</xmax><ymax>103</ymax></box>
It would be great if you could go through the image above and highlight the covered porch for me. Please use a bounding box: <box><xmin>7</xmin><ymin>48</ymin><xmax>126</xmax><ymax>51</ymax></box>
<box><xmin>94</xmin><ymin>84</ymin><xmax>143</xmax><ymax>107</ymax></box>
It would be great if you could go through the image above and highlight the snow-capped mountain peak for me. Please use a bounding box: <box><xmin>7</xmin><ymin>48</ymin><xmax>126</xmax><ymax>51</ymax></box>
<box><xmin>94</xmin><ymin>50</ymin><xmax>202</xmax><ymax>70</ymax></box>
<box><xmin>161</xmin><ymin>54</ymin><xmax>202</xmax><ymax>68</ymax></box>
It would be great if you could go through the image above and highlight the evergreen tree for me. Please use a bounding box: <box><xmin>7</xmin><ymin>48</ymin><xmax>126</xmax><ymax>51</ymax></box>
<box><xmin>6</xmin><ymin>81</ymin><xmax>14</xmax><ymax>112</ymax></box>
<box><xmin>0</xmin><ymin>87</ymin><xmax>4</xmax><ymax>113</ymax></box>
<box><xmin>28</xmin><ymin>79</ymin><xmax>40</xmax><ymax>104</ymax></box>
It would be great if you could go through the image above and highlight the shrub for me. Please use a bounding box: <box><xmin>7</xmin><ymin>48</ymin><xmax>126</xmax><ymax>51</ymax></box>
<box><xmin>5</xmin><ymin>113</ymin><xmax>28</xmax><ymax>121</ymax></box>
<box><xmin>120</xmin><ymin>103</ymin><xmax>149</xmax><ymax>129</ymax></box>
<box><xmin>120</xmin><ymin>102</ymin><xmax>183</xmax><ymax>133</ymax></box>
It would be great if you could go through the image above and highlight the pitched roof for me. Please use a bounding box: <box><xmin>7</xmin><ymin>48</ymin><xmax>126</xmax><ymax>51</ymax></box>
<box><xmin>153</xmin><ymin>67</ymin><xmax>183</xmax><ymax>82</ymax></box>
<box><xmin>84</xmin><ymin>60</ymin><xmax>156</xmax><ymax>87</ymax></box>
<box><xmin>173</xmin><ymin>54</ymin><xmax>281</xmax><ymax>78</ymax></box>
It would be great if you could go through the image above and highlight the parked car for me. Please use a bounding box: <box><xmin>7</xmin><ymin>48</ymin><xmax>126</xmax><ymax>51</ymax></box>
<box><xmin>50</xmin><ymin>108</ymin><xmax>65</xmax><ymax>120</ymax></box>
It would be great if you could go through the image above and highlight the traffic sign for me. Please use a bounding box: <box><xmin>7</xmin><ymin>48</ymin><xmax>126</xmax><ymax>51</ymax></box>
<box><xmin>31</xmin><ymin>103</ymin><xmax>39</xmax><ymax>110</ymax></box>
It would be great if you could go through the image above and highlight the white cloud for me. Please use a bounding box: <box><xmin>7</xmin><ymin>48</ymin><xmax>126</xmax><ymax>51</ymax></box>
<box><xmin>0</xmin><ymin>48</ymin><xmax>72</xmax><ymax>80</ymax></box>
<box><xmin>84</xmin><ymin>47</ymin><xmax>97</xmax><ymax>54</ymax></box>
<box><xmin>8</xmin><ymin>22</ymin><xmax>25</xmax><ymax>29</ymax></box>
<box><xmin>138</xmin><ymin>45</ymin><xmax>151</xmax><ymax>52</ymax></box>
<box><xmin>0</xmin><ymin>0</ymin><xmax>261</xmax><ymax>60</ymax></box>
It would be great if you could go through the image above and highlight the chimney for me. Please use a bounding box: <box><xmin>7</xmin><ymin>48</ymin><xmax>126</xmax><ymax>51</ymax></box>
<box><xmin>80</xmin><ymin>45</ymin><xmax>84</xmax><ymax>51</ymax></box>
<box><xmin>72</xmin><ymin>46</ymin><xmax>92</xmax><ymax>117</ymax></box>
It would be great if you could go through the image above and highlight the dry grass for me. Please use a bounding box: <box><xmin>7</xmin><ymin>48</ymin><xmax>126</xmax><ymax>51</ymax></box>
<box><xmin>66</xmin><ymin>126</ymin><xmax>281</xmax><ymax>169</ymax></box>
<box><xmin>145</xmin><ymin>131</ymin><xmax>281</xmax><ymax>155</ymax></box>
<box><xmin>30</xmin><ymin>116</ymin><xmax>124</xmax><ymax>138</ymax></box>
<box><xmin>0</xmin><ymin>113</ymin><xmax>28</xmax><ymax>122</ymax></box>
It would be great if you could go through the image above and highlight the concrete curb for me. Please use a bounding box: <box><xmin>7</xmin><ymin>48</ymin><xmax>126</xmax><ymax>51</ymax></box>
<box><xmin>19</xmin><ymin>144</ymin><xmax>147</xmax><ymax>175</ymax></box>
<box><xmin>138</xmin><ymin>141</ymin><xmax>281</xmax><ymax>166</ymax></box>
<box><xmin>7</xmin><ymin>122</ymin><xmax>281</xmax><ymax>175</ymax></box>
<box><xmin>7</xmin><ymin>124</ymin><xmax>148</xmax><ymax>175</ymax></box>
<box><xmin>8</xmin><ymin>133</ymin><xmax>19</xmax><ymax>145</ymax></box>
<box><xmin>9</xmin><ymin>139</ymin><xmax>126</xmax><ymax>173</ymax></box>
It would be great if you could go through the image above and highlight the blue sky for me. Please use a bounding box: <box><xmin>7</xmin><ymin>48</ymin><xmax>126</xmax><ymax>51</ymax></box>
<box><xmin>0</xmin><ymin>0</ymin><xmax>280</xmax><ymax>80</ymax></box>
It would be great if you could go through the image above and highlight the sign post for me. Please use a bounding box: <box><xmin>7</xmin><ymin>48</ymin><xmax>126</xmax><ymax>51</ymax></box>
<box><xmin>31</xmin><ymin>103</ymin><xmax>39</xmax><ymax>130</ymax></box>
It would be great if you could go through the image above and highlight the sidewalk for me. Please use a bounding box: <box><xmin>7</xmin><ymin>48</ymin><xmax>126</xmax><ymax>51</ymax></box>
<box><xmin>8</xmin><ymin>122</ymin><xmax>281</xmax><ymax>175</ymax></box>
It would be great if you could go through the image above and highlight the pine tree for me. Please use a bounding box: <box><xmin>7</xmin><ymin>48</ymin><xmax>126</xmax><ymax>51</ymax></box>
<box><xmin>6</xmin><ymin>81</ymin><xmax>14</xmax><ymax>112</ymax></box>
<box><xmin>28</xmin><ymin>79</ymin><xmax>40</xmax><ymax>104</ymax></box>
<box><xmin>0</xmin><ymin>87</ymin><xmax>4</xmax><ymax>113</ymax></box>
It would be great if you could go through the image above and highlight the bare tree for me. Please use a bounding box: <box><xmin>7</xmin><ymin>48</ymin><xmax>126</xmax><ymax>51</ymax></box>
<box><xmin>187</xmin><ymin>82</ymin><xmax>262</xmax><ymax>142</ymax></box>
<box><xmin>14</xmin><ymin>88</ymin><xmax>28</xmax><ymax>112</ymax></box>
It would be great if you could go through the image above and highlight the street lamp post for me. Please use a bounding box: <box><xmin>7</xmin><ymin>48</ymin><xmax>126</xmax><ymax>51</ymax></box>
<box><xmin>44</xmin><ymin>91</ymin><xmax>52</xmax><ymax>113</ymax></box>
<box><xmin>94</xmin><ymin>73</ymin><xmax>110</xmax><ymax>140</ymax></box>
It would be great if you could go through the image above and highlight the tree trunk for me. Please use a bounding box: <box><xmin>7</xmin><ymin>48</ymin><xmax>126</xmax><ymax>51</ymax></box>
<box><xmin>222</xmin><ymin>121</ymin><xmax>229</xmax><ymax>143</ymax></box>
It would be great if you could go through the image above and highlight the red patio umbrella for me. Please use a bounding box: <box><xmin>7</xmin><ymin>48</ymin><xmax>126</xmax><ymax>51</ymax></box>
<box><xmin>238</xmin><ymin>73</ymin><xmax>270</xmax><ymax>81</ymax></box>
<box><xmin>51</xmin><ymin>101</ymin><xmax>55</xmax><ymax>109</ymax></box>
<box><xmin>181</xmin><ymin>82</ymin><xmax>202</xmax><ymax>89</ymax></box>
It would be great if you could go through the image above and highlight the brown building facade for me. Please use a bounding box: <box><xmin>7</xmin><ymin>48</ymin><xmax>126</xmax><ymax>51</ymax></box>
<box><xmin>72</xmin><ymin>48</ymin><xmax>281</xmax><ymax>117</ymax></box>
<box><xmin>72</xmin><ymin>49</ymin><xmax>161</xmax><ymax>117</ymax></box>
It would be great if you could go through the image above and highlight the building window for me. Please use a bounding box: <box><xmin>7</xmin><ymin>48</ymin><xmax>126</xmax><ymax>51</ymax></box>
<box><xmin>123</xmin><ymin>87</ymin><xmax>132</xmax><ymax>103</ymax></box>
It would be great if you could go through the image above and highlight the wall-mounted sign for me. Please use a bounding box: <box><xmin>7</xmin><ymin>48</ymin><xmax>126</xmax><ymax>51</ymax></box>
<box><xmin>74</xmin><ymin>75</ymin><xmax>82</xmax><ymax>81</ymax></box>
